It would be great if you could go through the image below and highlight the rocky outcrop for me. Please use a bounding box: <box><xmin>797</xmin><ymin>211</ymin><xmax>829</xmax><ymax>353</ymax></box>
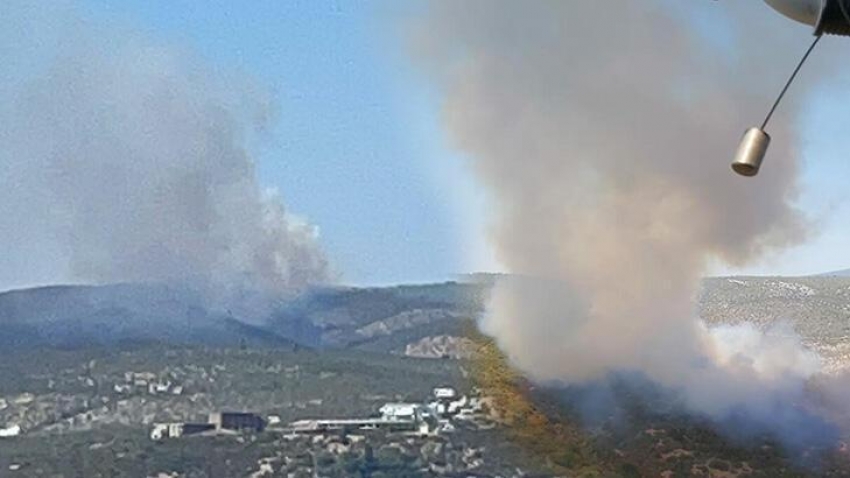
<box><xmin>405</xmin><ymin>335</ymin><xmax>476</xmax><ymax>360</ymax></box>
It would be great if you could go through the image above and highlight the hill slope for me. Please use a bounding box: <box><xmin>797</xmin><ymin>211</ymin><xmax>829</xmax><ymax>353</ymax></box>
<box><xmin>3</xmin><ymin>274</ymin><xmax>850</xmax><ymax>361</ymax></box>
<box><xmin>0</xmin><ymin>283</ymin><xmax>296</xmax><ymax>349</ymax></box>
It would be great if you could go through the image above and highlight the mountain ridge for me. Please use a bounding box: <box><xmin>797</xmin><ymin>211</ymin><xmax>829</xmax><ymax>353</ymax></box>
<box><xmin>3</xmin><ymin>271</ymin><xmax>850</xmax><ymax>360</ymax></box>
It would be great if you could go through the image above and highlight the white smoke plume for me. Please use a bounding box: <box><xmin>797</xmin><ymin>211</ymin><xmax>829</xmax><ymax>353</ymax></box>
<box><xmin>0</xmin><ymin>3</ymin><xmax>329</xmax><ymax>299</ymax></box>
<box><xmin>413</xmin><ymin>0</ymin><xmax>848</xmax><ymax>442</ymax></box>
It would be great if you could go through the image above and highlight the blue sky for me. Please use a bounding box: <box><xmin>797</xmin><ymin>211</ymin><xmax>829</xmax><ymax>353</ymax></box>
<box><xmin>715</xmin><ymin>96</ymin><xmax>850</xmax><ymax>277</ymax></box>
<box><xmin>67</xmin><ymin>0</ymin><xmax>493</xmax><ymax>286</ymax></box>
<box><xmin>680</xmin><ymin>1</ymin><xmax>850</xmax><ymax>276</ymax></box>
<box><xmin>76</xmin><ymin>0</ymin><xmax>850</xmax><ymax>280</ymax></box>
<box><xmin>7</xmin><ymin>0</ymin><xmax>849</xmax><ymax>286</ymax></box>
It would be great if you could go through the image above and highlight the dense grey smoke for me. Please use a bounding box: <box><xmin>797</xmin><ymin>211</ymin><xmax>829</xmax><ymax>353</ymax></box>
<box><xmin>0</xmin><ymin>5</ymin><xmax>329</xmax><ymax>298</ymax></box>
<box><xmin>414</xmin><ymin>0</ymin><xmax>845</xmax><ymax>436</ymax></box>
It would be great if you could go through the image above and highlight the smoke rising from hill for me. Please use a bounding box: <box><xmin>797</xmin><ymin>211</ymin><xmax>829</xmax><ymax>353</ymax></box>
<box><xmin>0</xmin><ymin>4</ymin><xmax>329</xmax><ymax>299</ymax></box>
<box><xmin>413</xmin><ymin>0</ymin><xmax>846</xmax><ymax>443</ymax></box>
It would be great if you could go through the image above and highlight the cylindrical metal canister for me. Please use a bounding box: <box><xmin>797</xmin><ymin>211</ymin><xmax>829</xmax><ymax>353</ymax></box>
<box><xmin>732</xmin><ymin>127</ymin><xmax>771</xmax><ymax>177</ymax></box>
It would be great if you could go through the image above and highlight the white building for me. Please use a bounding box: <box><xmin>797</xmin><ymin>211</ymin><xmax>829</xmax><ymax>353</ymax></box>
<box><xmin>150</xmin><ymin>421</ymin><xmax>215</xmax><ymax>440</ymax></box>
<box><xmin>0</xmin><ymin>424</ymin><xmax>21</xmax><ymax>438</ymax></box>
<box><xmin>148</xmin><ymin>381</ymin><xmax>171</xmax><ymax>395</ymax></box>
<box><xmin>13</xmin><ymin>393</ymin><xmax>34</xmax><ymax>405</ymax></box>
<box><xmin>379</xmin><ymin>403</ymin><xmax>419</xmax><ymax>421</ymax></box>
<box><xmin>433</xmin><ymin>387</ymin><xmax>457</xmax><ymax>400</ymax></box>
<box><xmin>150</xmin><ymin>423</ymin><xmax>182</xmax><ymax>440</ymax></box>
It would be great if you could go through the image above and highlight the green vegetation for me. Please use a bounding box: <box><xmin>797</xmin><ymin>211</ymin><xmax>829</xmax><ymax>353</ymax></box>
<box><xmin>5</xmin><ymin>277</ymin><xmax>850</xmax><ymax>476</ymax></box>
<box><xmin>467</xmin><ymin>328</ymin><xmax>850</xmax><ymax>477</ymax></box>
<box><xmin>468</xmin><ymin>331</ymin><xmax>609</xmax><ymax>476</ymax></box>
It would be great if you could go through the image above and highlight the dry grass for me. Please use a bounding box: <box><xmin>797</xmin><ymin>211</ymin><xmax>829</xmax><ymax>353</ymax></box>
<box><xmin>467</xmin><ymin>329</ymin><xmax>610</xmax><ymax>476</ymax></box>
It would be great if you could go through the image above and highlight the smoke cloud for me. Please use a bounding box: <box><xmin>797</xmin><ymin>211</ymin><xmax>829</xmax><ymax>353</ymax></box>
<box><xmin>0</xmin><ymin>4</ymin><xmax>329</xmax><ymax>299</ymax></box>
<box><xmin>413</xmin><ymin>0</ymin><xmax>846</xmax><ymax>443</ymax></box>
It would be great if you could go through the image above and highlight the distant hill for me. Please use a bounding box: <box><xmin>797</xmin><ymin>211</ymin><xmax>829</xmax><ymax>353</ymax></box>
<box><xmin>818</xmin><ymin>268</ymin><xmax>850</xmax><ymax>277</ymax></box>
<box><xmin>265</xmin><ymin>281</ymin><xmax>487</xmax><ymax>350</ymax></box>
<box><xmin>700</xmin><ymin>274</ymin><xmax>850</xmax><ymax>372</ymax></box>
<box><xmin>0</xmin><ymin>281</ymin><xmax>488</xmax><ymax>352</ymax></box>
<box><xmin>3</xmin><ymin>272</ymin><xmax>849</xmax><ymax>361</ymax></box>
<box><xmin>0</xmin><ymin>283</ymin><xmax>297</xmax><ymax>349</ymax></box>
<box><xmin>4</xmin><ymin>274</ymin><xmax>850</xmax><ymax>477</ymax></box>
